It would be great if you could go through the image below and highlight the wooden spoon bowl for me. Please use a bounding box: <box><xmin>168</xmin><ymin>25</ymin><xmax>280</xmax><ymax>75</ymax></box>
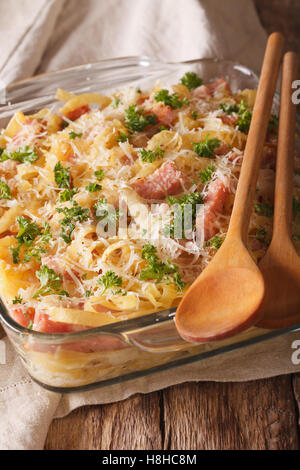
<box><xmin>176</xmin><ymin>241</ymin><xmax>265</xmax><ymax>342</ymax></box>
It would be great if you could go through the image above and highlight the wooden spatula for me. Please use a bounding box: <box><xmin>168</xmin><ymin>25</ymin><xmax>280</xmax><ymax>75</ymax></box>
<box><xmin>257</xmin><ymin>51</ymin><xmax>300</xmax><ymax>329</ymax></box>
<box><xmin>175</xmin><ymin>32</ymin><xmax>285</xmax><ymax>343</ymax></box>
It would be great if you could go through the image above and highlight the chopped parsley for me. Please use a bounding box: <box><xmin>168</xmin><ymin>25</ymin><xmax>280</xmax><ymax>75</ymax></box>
<box><xmin>33</xmin><ymin>265</ymin><xmax>69</xmax><ymax>298</ymax></box>
<box><xmin>254</xmin><ymin>202</ymin><xmax>274</xmax><ymax>218</ymax></box>
<box><xmin>138</xmin><ymin>146</ymin><xmax>165</xmax><ymax>163</ymax></box>
<box><xmin>206</xmin><ymin>235</ymin><xmax>224</xmax><ymax>250</ymax></box>
<box><xmin>86</xmin><ymin>182</ymin><xmax>102</xmax><ymax>192</ymax></box>
<box><xmin>140</xmin><ymin>243</ymin><xmax>185</xmax><ymax>291</ymax></box>
<box><xmin>191</xmin><ymin>111</ymin><xmax>198</xmax><ymax>120</ymax></box>
<box><xmin>180</xmin><ymin>72</ymin><xmax>203</xmax><ymax>90</ymax></box>
<box><xmin>219</xmin><ymin>103</ymin><xmax>239</xmax><ymax>114</ymax></box>
<box><xmin>69</xmin><ymin>131</ymin><xmax>82</xmax><ymax>139</ymax></box>
<box><xmin>125</xmin><ymin>105</ymin><xmax>157</xmax><ymax>132</ymax></box>
<box><xmin>0</xmin><ymin>146</ymin><xmax>38</xmax><ymax>164</ymax></box>
<box><xmin>0</xmin><ymin>180</ymin><xmax>11</xmax><ymax>200</ymax></box>
<box><xmin>199</xmin><ymin>164</ymin><xmax>216</xmax><ymax>184</ymax></box>
<box><xmin>54</xmin><ymin>162</ymin><xmax>77</xmax><ymax>202</ymax></box>
<box><xmin>11</xmin><ymin>218</ymin><xmax>52</xmax><ymax>264</ymax></box>
<box><xmin>164</xmin><ymin>193</ymin><xmax>203</xmax><ymax>239</ymax></box>
<box><xmin>12</xmin><ymin>295</ymin><xmax>23</xmax><ymax>304</ymax></box>
<box><xmin>154</xmin><ymin>89</ymin><xmax>189</xmax><ymax>109</ymax></box>
<box><xmin>56</xmin><ymin>202</ymin><xmax>89</xmax><ymax>244</ymax></box>
<box><xmin>111</xmin><ymin>98</ymin><xmax>121</xmax><ymax>108</ymax></box>
<box><xmin>193</xmin><ymin>135</ymin><xmax>221</xmax><ymax>158</ymax></box>
<box><xmin>54</xmin><ymin>161</ymin><xmax>71</xmax><ymax>188</ymax></box>
<box><xmin>85</xmin><ymin>290</ymin><xmax>92</xmax><ymax>298</ymax></box>
<box><xmin>94</xmin><ymin>169</ymin><xmax>105</xmax><ymax>181</ymax></box>
<box><xmin>98</xmin><ymin>270</ymin><xmax>122</xmax><ymax>292</ymax></box>
<box><xmin>236</xmin><ymin>100</ymin><xmax>252</xmax><ymax>133</ymax></box>
<box><xmin>118</xmin><ymin>131</ymin><xmax>130</xmax><ymax>142</ymax></box>
<box><xmin>93</xmin><ymin>198</ymin><xmax>120</xmax><ymax>231</ymax></box>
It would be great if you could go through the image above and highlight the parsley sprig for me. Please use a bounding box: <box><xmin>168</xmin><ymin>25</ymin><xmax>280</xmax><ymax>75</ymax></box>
<box><xmin>125</xmin><ymin>105</ymin><xmax>157</xmax><ymax>132</ymax></box>
<box><xmin>11</xmin><ymin>218</ymin><xmax>52</xmax><ymax>264</ymax></box>
<box><xmin>54</xmin><ymin>162</ymin><xmax>77</xmax><ymax>202</ymax></box>
<box><xmin>193</xmin><ymin>135</ymin><xmax>221</xmax><ymax>158</ymax></box>
<box><xmin>69</xmin><ymin>131</ymin><xmax>82</xmax><ymax>139</ymax></box>
<box><xmin>140</xmin><ymin>243</ymin><xmax>185</xmax><ymax>291</ymax></box>
<box><xmin>86</xmin><ymin>182</ymin><xmax>102</xmax><ymax>192</ymax></box>
<box><xmin>138</xmin><ymin>146</ymin><xmax>165</xmax><ymax>163</ymax></box>
<box><xmin>180</xmin><ymin>72</ymin><xmax>203</xmax><ymax>90</ymax></box>
<box><xmin>97</xmin><ymin>270</ymin><xmax>122</xmax><ymax>292</ymax></box>
<box><xmin>154</xmin><ymin>89</ymin><xmax>189</xmax><ymax>109</ymax></box>
<box><xmin>164</xmin><ymin>193</ymin><xmax>204</xmax><ymax>239</ymax></box>
<box><xmin>199</xmin><ymin>164</ymin><xmax>216</xmax><ymax>184</ymax></box>
<box><xmin>56</xmin><ymin>202</ymin><xmax>89</xmax><ymax>244</ymax></box>
<box><xmin>33</xmin><ymin>265</ymin><xmax>69</xmax><ymax>298</ymax></box>
<box><xmin>206</xmin><ymin>235</ymin><xmax>224</xmax><ymax>250</ymax></box>
<box><xmin>0</xmin><ymin>146</ymin><xmax>38</xmax><ymax>164</ymax></box>
<box><xmin>0</xmin><ymin>180</ymin><xmax>11</xmax><ymax>200</ymax></box>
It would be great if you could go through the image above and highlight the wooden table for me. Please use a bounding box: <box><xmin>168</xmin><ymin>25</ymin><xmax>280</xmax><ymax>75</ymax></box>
<box><xmin>45</xmin><ymin>375</ymin><xmax>300</xmax><ymax>450</ymax></box>
<box><xmin>45</xmin><ymin>1</ymin><xmax>300</xmax><ymax>450</ymax></box>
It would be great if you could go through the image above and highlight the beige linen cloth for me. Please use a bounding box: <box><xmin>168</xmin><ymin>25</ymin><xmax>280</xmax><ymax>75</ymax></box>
<box><xmin>0</xmin><ymin>0</ymin><xmax>299</xmax><ymax>451</ymax></box>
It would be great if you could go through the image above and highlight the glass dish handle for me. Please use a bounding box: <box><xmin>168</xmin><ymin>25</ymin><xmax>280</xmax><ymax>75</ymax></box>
<box><xmin>122</xmin><ymin>319</ymin><xmax>193</xmax><ymax>353</ymax></box>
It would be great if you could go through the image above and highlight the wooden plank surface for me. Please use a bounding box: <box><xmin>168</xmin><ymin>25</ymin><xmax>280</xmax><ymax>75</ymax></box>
<box><xmin>45</xmin><ymin>375</ymin><xmax>300</xmax><ymax>450</ymax></box>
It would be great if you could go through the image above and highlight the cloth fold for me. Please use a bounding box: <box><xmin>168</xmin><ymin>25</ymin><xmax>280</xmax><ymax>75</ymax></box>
<box><xmin>0</xmin><ymin>0</ymin><xmax>299</xmax><ymax>451</ymax></box>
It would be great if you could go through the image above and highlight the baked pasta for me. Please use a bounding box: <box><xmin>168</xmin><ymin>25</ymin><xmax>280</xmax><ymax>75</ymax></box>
<box><xmin>1</xmin><ymin>71</ymin><xmax>300</xmax><ymax>348</ymax></box>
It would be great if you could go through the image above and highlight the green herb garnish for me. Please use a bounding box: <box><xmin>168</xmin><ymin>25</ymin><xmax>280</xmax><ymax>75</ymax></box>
<box><xmin>138</xmin><ymin>146</ymin><xmax>165</xmax><ymax>163</ymax></box>
<box><xmin>118</xmin><ymin>131</ymin><xmax>130</xmax><ymax>143</ymax></box>
<box><xmin>219</xmin><ymin>103</ymin><xmax>239</xmax><ymax>114</ymax></box>
<box><xmin>86</xmin><ymin>182</ymin><xmax>102</xmax><ymax>192</ymax></box>
<box><xmin>94</xmin><ymin>170</ymin><xmax>105</xmax><ymax>181</ymax></box>
<box><xmin>97</xmin><ymin>270</ymin><xmax>122</xmax><ymax>292</ymax></box>
<box><xmin>12</xmin><ymin>295</ymin><xmax>23</xmax><ymax>304</ymax></box>
<box><xmin>125</xmin><ymin>105</ymin><xmax>157</xmax><ymax>132</ymax></box>
<box><xmin>193</xmin><ymin>135</ymin><xmax>221</xmax><ymax>158</ymax></box>
<box><xmin>199</xmin><ymin>164</ymin><xmax>216</xmax><ymax>184</ymax></box>
<box><xmin>140</xmin><ymin>243</ymin><xmax>185</xmax><ymax>290</ymax></box>
<box><xmin>33</xmin><ymin>265</ymin><xmax>69</xmax><ymax>298</ymax></box>
<box><xmin>165</xmin><ymin>192</ymin><xmax>204</xmax><ymax>239</ymax></box>
<box><xmin>0</xmin><ymin>146</ymin><xmax>38</xmax><ymax>164</ymax></box>
<box><xmin>56</xmin><ymin>202</ymin><xmax>89</xmax><ymax>244</ymax></box>
<box><xmin>0</xmin><ymin>180</ymin><xmax>11</xmax><ymax>200</ymax></box>
<box><xmin>154</xmin><ymin>89</ymin><xmax>189</xmax><ymax>109</ymax></box>
<box><xmin>206</xmin><ymin>235</ymin><xmax>224</xmax><ymax>250</ymax></box>
<box><xmin>54</xmin><ymin>161</ymin><xmax>77</xmax><ymax>202</ymax></box>
<box><xmin>69</xmin><ymin>131</ymin><xmax>82</xmax><ymax>139</ymax></box>
<box><xmin>180</xmin><ymin>72</ymin><xmax>203</xmax><ymax>90</ymax></box>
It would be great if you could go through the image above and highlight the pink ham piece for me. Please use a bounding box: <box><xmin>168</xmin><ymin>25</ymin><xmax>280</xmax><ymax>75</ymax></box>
<box><xmin>220</xmin><ymin>114</ymin><xmax>238</xmax><ymax>126</ymax></box>
<box><xmin>131</xmin><ymin>161</ymin><xmax>186</xmax><ymax>200</ymax></box>
<box><xmin>150</xmin><ymin>103</ymin><xmax>177</xmax><ymax>127</ymax></box>
<box><xmin>193</xmin><ymin>78</ymin><xmax>231</xmax><ymax>99</ymax></box>
<box><xmin>196</xmin><ymin>177</ymin><xmax>229</xmax><ymax>241</ymax></box>
<box><xmin>214</xmin><ymin>141</ymin><xmax>231</xmax><ymax>156</ymax></box>
<box><xmin>19</xmin><ymin>309</ymin><xmax>128</xmax><ymax>353</ymax></box>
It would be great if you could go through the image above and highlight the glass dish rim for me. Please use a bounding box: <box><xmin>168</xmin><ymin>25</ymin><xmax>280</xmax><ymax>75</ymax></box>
<box><xmin>0</xmin><ymin>55</ymin><xmax>298</xmax><ymax>347</ymax></box>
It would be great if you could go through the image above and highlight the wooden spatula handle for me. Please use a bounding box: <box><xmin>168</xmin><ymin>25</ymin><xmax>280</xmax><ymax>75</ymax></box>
<box><xmin>273</xmin><ymin>51</ymin><xmax>298</xmax><ymax>240</ymax></box>
<box><xmin>228</xmin><ymin>32</ymin><xmax>285</xmax><ymax>243</ymax></box>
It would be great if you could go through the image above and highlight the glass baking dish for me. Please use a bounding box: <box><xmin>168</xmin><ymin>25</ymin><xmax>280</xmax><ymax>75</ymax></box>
<box><xmin>0</xmin><ymin>56</ymin><xmax>300</xmax><ymax>393</ymax></box>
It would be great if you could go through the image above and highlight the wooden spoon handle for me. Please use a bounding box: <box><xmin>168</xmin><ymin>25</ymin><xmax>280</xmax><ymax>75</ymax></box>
<box><xmin>273</xmin><ymin>51</ymin><xmax>298</xmax><ymax>241</ymax></box>
<box><xmin>228</xmin><ymin>32</ymin><xmax>284</xmax><ymax>243</ymax></box>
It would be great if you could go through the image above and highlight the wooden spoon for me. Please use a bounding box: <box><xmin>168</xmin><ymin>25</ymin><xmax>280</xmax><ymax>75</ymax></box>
<box><xmin>257</xmin><ymin>51</ymin><xmax>300</xmax><ymax>329</ymax></box>
<box><xmin>175</xmin><ymin>32</ymin><xmax>285</xmax><ymax>343</ymax></box>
